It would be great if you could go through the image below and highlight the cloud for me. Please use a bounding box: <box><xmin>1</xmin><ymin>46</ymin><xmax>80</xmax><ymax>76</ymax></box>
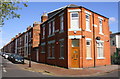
<box><xmin>109</xmin><ymin>17</ymin><xmax>116</xmax><ymax>22</ymax></box>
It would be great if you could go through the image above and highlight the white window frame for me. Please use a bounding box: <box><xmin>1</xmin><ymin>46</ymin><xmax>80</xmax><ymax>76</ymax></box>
<box><xmin>86</xmin><ymin>38</ymin><xmax>92</xmax><ymax>60</ymax></box>
<box><xmin>85</xmin><ymin>14</ymin><xmax>91</xmax><ymax>32</ymax></box>
<box><xmin>98</xmin><ymin>17</ymin><xmax>104</xmax><ymax>35</ymax></box>
<box><xmin>69</xmin><ymin>12</ymin><xmax>81</xmax><ymax>31</ymax></box>
<box><xmin>97</xmin><ymin>40</ymin><xmax>105</xmax><ymax>59</ymax></box>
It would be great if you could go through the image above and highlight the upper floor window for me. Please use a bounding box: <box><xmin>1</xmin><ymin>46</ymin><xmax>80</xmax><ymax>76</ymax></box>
<box><xmin>70</xmin><ymin>12</ymin><xmax>79</xmax><ymax>30</ymax></box>
<box><xmin>52</xmin><ymin>21</ymin><xmax>55</xmax><ymax>34</ymax></box>
<box><xmin>86</xmin><ymin>14</ymin><xmax>91</xmax><ymax>31</ymax></box>
<box><xmin>49</xmin><ymin>23</ymin><xmax>51</xmax><ymax>35</ymax></box>
<box><xmin>60</xmin><ymin>15</ymin><xmax>64</xmax><ymax>31</ymax></box>
<box><xmin>98</xmin><ymin>17</ymin><xmax>104</xmax><ymax>35</ymax></box>
<box><xmin>42</xmin><ymin>26</ymin><xmax>45</xmax><ymax>39</ymax></box>
<box><xmin>48</xmin><ymin>19</ymin><xmax>55</xmax><ymax>36</ymax></box>
<box><xmin>112</xmin><ymin>41</ymin><xmax>115</xmax><ymax>46</ymax></box>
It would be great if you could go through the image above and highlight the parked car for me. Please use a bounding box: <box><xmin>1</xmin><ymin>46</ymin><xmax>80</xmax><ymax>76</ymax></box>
<box><xmin>2</xmin><ymin>52</ymin><xmax>6</xmax><ymax>57</ymax></box>
<box><xmin>8</xmin><ymin>53</ymin><xmax>18</xmax><ymax>61</ymax></box>
<box><xmin>10</xmin><ymin>54</ymin><xmax>24</xmax><ymax>64</ymax></box>
<box><xmin>4</xmin><ymin>53</ymin><xmax>12</xmax><ymax>59</ymax></box>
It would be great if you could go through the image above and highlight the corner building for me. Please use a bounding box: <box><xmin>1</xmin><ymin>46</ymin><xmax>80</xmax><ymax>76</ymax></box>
<box><xmin>39</xmin><ymin>4</ymin><xmax>111</xmax><ymax>68</ymax></box>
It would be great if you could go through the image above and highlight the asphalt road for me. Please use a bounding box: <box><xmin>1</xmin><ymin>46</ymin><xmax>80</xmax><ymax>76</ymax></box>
<box><xmin>0</xmin><ymin>56</ymin><xmax>52</xmax><ymax>77</ymax></box>
<box><xmin>0</xmin><ymin>55</ymin><xmax>119</xmax><ymax>79</ymax></box>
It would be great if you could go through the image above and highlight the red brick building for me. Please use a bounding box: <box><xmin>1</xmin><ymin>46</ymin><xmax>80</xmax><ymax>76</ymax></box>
<box><xmin>1</xmin><ymin>22</ymin><xmax>40</xmax><ymax>62</ymax></box>
<box><xmin>39</xmin><ymin>4</ymin><xmax>111</xmax><ymax>68</ymax></box>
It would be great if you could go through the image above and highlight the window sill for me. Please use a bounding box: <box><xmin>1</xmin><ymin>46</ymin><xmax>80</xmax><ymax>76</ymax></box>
<box><xmin>41</xmin><ymin>52</ymin><xmax>45</xmax><ymax>54</ymax></box>
<box><xmin>59</xmin><ymin>57</ymin><xmax>64</xmax><ymax>59</ymax></box>
<box><xmin>48</xmin><ymin>34</ymin><xmax>55</xmax><ymax>38</ymax></box>
<box><xmin>42</xmin><ymin>38</ymin><xmax>45</xmax><ymax>39</ymax></box>
<box><xmin>86</xmin><ymin>57</ymin><xmax>92</xmax><ymax>60</ymax></box>
<box><xmin>59</xmin><ymin>30</ymin><xmax>64</xmax><ymax>33</ymax></box>
<box><xmin>85</xmin><ymin>29</ymin><xmax>92</xmax><ymax>32</ymax></box>
<box><xmin>68</xmin><ymin>28</ymin><xmax>81</xmax><ymax>31</ymax></box>
<box><xmin>97</xmin><ymin>57</ymin><xmax>105</xmax><ymax>59</ymax></box>
<box><xmin>47</xmin><ymin>57</ymin><xmax>55</xmax><ymax>59</ymax></box>
<box><xmin>99</xmin><ymin>32</ymin><xmax>104</xmax><ymax>35</ymax></box>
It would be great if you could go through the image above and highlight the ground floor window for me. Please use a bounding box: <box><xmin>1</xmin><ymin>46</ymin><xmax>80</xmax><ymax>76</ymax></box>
<box><xmin>41</xmin><ymin>45</ymin><xmax>45</xmax><ymax>53</ymax></box>
<box><xmin>97</xmin><ymin>41</ymin><xmax>104</xmax><ymax>58</ymax></box>
<box><xmin>86</xmin><ymin>40</ymin><xmax>92</xmax><ymax>59</ymax></box>
<box><xmin>59</xmin><ymin>39</ymin><xmax>64</xmax><ymax>59</ymax></box>
<box><xmin>48</xmin><ymin>43</ymin><xmax>55</xmax><ymax>59</ymax></box>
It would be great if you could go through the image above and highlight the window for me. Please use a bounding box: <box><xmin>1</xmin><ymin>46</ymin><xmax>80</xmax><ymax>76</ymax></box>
<box><xmin>86</xmin><ymin>14</ymin><xmax>90</xmax><ymax>31</ymax></box>
<box><xmin>86</xmin><ymin>40</ymin><xmax>92</xmax><ymax>59</ymax></box>
<box><xmin>70</xmin><ymin>12</ymin><xmax>79</xmax><ymax>29</ymax></box>
<box><xmin>60</xmin><ymin>15</ymin><xmax>64</xmax><ymax>31</ymax></box>
<box><xmin>48</xmin><ymin>43</ymin><xmax>55</xmax><ymax>59</ymax></box>
<box><xmin>29</xmin><ymin>32</ymin><xmax>31</xmax><ymax>41</ymax></box>
<box><xmin>52</xmin><ymin>21</ymin><xmax>55</xmax><ymax>34</ymax></box>
<box><xmin>42</xmin><ymin>26</ymin><xmax>45</xmax><ymax>39</ymax></box>
<box><xmin>112</xmin><ymin>41</ymin><xmax>115</xmax><ymax>46</ymax></box>
<box><xmin>48</xmin><ymin>45</ymin><xmax>51</xmax><ymax>57</ymax></box>
<box><xmin>72</xmin><ymin>39</ymin><xmax>79</xmax><ymax>47</ymax></box>
<box><xmin>99</xmin><ymin>19</ymin><xmax>103</xmax><ymax>34</ymax></box>
<box><xmin>60</xmin><ymin>40</ymin><xmax>64</xmax><ymax>59</ymax></box>
<box><xmin>41</xmin><ymin>45</ymin><xmax>45</xmax><ymax>53</ymax></box>
<box><xmin>52</xmin><ymin>44</ymin><xmax>55</xmax><ymax>57</ymax></box>
<box><xmin>49</xmin><ymin>23</ymin><xmax>51</xmax><ymax>35</ymax></box>
<box><xmin>97</xmin><ymin>42</ymin><xmax>104</xmax><ymax>58</ymax></box>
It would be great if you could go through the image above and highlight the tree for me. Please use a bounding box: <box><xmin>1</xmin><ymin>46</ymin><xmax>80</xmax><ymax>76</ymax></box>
<box><xmin>0</xmin><ymin>0</ymin><xmax>28</xmax><ymax>26</ymax></box>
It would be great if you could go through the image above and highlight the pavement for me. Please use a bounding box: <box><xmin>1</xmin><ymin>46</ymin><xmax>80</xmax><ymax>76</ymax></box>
<box><xmin>16</xmin><ymin>59</ymin><xmax>120</xmax><ymax>77</ymax></box>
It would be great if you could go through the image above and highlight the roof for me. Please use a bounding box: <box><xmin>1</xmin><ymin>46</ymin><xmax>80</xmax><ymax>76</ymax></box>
<box><xmin>48</xmin><ymin>4</ymin><xmax>108</xmax><ymax>18</ymax></box>
<box><xmin>111</xmin><ymin>32</ymin><xmax>120</xmax><ymax>35</ymax></box>
<box><xmin>42</xmin><ymin>4</ymin><xmax>109</xmax><ymax>25</ymax></box>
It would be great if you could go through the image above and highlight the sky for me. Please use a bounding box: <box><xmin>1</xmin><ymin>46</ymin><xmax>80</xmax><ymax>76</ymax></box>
<box><xmin>0</xmin><ymin>2</ymin><xmax>119</xmax><ymax>48</ymax></box>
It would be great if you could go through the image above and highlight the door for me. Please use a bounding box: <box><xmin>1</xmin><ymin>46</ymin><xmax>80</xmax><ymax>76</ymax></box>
<box><xmin>71</xmin><ymin>39</ymin><xmax>80</xmax><ymax>68</ymax></box>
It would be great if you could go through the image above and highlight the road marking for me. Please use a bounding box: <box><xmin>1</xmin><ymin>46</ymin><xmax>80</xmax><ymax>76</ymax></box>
<box><xmin>3</xmin><ymin>67</ymin><xmax>7</xmax><ymax>72</ymax></box>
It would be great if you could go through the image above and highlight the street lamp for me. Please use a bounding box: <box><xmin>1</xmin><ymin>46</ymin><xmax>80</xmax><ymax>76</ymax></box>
<box><xmin>29</xmin><ymin>51</ymin><xmax>31</xmax><ymax>67</ymax></box>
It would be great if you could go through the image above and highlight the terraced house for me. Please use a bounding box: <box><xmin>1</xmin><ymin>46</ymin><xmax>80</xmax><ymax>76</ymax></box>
<box><xmin>1</xmin><ymin>22</ymin><xmax>40</xmax><ymax>62</ymax></box>
<box><xmin>39</xmin><ymin>4</ymin><xmax>111</xmax><ymax>68</ymax></box>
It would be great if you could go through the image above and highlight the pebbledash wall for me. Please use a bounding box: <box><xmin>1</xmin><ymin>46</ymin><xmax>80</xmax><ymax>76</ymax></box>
<box><xmin>39</xmin><ymin>4</ymin><xmax>111</xmax><ymax>68</ymax></box>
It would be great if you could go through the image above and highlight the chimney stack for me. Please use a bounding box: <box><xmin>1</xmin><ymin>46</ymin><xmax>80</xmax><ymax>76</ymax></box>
<box><xmin>41</xmin><ymin>12</ymin><xmax>48</xmax><ymax>23</ymax></box>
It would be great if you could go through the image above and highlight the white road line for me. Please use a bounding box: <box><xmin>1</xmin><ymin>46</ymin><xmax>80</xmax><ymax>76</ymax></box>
<box><xmin>3</xmin><ymin>67</ymin><xmax>7</xmax><ymax>72</ymax></box>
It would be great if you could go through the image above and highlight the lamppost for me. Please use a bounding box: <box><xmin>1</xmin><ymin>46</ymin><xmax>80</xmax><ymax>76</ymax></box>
<box><xmin>29</xmin><ymin>47</ymin><xmax>31</xmax><ymax>67</ymax></box>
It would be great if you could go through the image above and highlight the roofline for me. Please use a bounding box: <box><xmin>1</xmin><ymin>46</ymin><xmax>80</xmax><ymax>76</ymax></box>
<box><xmin>111</xmin><ymin>32</ymin><xmax>120</xmax><ymax>35</ymax></box>
<box><xmin>41</xmin><ymin>5</ymin><xmax>108</xmax><ymax>25</ymax></box>
<box><xmin>81</xmin><ymin>6</ymin><xmax>109</xmax><ymax>19</ymax></box>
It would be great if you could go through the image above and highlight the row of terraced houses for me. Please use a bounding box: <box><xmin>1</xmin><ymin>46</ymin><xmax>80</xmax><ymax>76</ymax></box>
<box><xmin>1</xmin><ymin>4</ymin><xmax>111</xmax><ymax>68</ymax></box>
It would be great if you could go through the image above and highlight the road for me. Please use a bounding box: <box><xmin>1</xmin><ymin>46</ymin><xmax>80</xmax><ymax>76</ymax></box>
<box><xmin>0</xmin><ymin>56</ymin><xmax>52</xmax><ymax>77</ymax></box>
<box><xmin>0</xmin><ymin>55</ymin><xmax>119</xmax><ymax>79</ymax></box>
